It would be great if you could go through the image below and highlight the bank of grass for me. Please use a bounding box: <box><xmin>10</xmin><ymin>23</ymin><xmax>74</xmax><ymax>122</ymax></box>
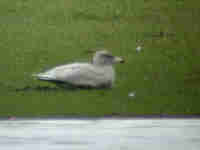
<box><xmin>0</xmin><ymin>0</ymin><xmax>200</xmax><ymax>117</ymax></box>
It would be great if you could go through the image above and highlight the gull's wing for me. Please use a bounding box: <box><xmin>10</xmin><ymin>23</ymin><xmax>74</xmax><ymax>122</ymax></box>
<box><xmin>35</xmin><ymin>63</ymin><xmax>112</xmax><ymax>87</ymax></box>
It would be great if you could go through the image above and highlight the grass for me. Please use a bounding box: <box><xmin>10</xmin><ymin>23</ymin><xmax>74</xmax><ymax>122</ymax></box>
<box><xmin>0</xmin><ymin>0</ymin><xmax>200</xmax><ymax>117</ymax></box>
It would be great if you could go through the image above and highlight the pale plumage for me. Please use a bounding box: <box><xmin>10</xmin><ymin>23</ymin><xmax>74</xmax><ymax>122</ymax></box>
<box><xmin>34</xmin><ymin>50</ymin><xmax>124</xmax><ymax>88</ymax></box>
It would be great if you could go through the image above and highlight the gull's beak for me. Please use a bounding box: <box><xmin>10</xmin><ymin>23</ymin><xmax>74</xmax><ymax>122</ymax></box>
<box><xmin>114</xmin><ymin>56</ymin><xmax>125</xmax><ymax>63</ymax></box>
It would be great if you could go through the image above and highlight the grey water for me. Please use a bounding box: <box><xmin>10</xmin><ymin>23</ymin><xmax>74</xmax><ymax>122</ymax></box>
<box><xmin>0</xmin><ymin>118</ymin><xmax>200</xmax><ymax>150</ymax></box>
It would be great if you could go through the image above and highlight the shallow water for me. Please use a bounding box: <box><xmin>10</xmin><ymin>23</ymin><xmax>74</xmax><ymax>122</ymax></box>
<box><xmin>0</xmin><ymin>118</ymin><xmax>200</xmax><ymax>150</ymax></box>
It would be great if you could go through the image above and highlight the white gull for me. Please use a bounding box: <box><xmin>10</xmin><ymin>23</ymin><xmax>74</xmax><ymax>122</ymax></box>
<box><xmin>34</xmin><ymin>50</ymin><xmax>124</xmax><ymax>88</ymax></box>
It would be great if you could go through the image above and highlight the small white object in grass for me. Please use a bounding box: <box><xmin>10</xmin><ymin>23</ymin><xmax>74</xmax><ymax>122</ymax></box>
<box><xmin>136</xmin><ymin>46</ymin><xmax>142</xmax><ymax>52</ymax></box>
<box><xmin>128</xmin><ymin>92</ymin><xmax>136</xmax><ymax>98</ymax></box>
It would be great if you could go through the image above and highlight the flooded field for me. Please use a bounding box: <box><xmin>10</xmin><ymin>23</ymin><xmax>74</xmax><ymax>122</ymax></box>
<box><xmin>0</xmin><ymin>118</ymin><xmax>200</xmax><ymax>150</ymax></box>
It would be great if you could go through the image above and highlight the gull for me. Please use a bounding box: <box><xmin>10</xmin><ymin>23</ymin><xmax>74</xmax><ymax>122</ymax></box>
<box><xmin>33</xmin><ymin>50</ymin><xmax>124</xmax><ymax>88</ymax></box>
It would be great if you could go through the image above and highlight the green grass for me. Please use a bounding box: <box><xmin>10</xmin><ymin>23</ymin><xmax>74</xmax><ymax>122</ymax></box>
<box><xmin>0</xmin><ymin>0</ymin><xmax>200</xmax><ymax>117</ymax></box>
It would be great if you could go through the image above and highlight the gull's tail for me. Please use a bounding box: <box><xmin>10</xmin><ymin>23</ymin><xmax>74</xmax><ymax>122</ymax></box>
<box><xmin>32</xmin><ymin>72</ymin><xmax>55</xmax><ymax>81</ymax></box>
<box><xmin>32</xmin><ymin>72</ymin><xmax>67</xmax><ymax>85</ymax></box>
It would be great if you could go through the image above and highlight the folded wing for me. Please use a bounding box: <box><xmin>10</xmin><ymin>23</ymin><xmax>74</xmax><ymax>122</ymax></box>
<box><xmin>35</xmin><ymin>63</ymin><xmax>112</xmax><ymax>87</ymax></box>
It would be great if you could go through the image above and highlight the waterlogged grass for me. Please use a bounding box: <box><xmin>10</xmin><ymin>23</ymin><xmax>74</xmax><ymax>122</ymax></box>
<box><xmin>0</xmin><ymin>0</ymin><xmax>200</xmax><ymax>117</ymax></box>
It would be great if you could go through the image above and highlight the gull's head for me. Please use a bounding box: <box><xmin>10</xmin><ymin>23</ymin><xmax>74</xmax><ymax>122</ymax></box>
<box><xmin>92</xmin><ymin>50</ymin><xmax>124</xmax><ymax>66</ymax></box>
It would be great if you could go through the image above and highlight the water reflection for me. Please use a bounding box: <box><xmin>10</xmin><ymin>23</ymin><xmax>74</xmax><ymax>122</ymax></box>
<box><xmin>0</xmin><ymin>118</ymin><xmax>200</xmax><ymax>150</ymax></box>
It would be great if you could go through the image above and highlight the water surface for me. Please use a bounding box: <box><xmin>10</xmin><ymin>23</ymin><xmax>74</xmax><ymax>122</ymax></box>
<box><xmin>0</xmin><ymin>118</ymin><xmax>200</xmax><ymax>150</ymax></box>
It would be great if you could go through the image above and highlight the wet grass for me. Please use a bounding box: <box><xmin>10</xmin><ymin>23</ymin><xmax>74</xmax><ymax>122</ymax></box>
<box><xmin>0</xmin><ymin>0</ymin><xmax>200</xmax><ymax>117</ymax></box>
